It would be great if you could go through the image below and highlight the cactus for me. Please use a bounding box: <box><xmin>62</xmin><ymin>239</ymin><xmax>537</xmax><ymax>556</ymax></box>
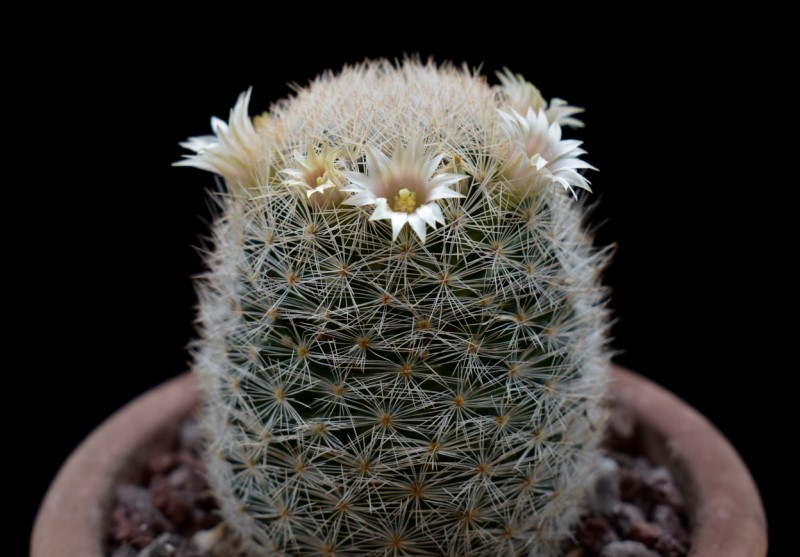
<box><xmin>178</xmin><ymin>60</ymin><xmax>610</xmax><ymax>557</ymax></box>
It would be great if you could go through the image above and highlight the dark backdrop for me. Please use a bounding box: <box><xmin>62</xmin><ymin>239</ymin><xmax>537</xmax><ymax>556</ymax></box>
<box><xmin>24</xmin><ymin>32</ymin><xmax>784</xmax><ymax>555</ymax></box>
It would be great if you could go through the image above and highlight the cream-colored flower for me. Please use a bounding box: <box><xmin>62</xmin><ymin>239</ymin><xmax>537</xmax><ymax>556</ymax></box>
<box><xmin>497</xmin><ymin>69</ymin><xmax>584</xmax><ymax>128</ymax></box>
<box><xmin>341</xmin><ymin>140</ymin><xmax>466</xmax><ymax>243</ymax></box>
<box><xmin>174</xmin><ymin>88</ymin><xmax>267</xmax><ymax>188</ymax></box>
<box><xmin>281</xmin><ymin>144</ymin><xmax>344</xmax><ymax>206</ymax></box>
<box><xmin>499</xmin><ymin>108</ymin><xmax>594</xmax><ymax>197</ymax></box>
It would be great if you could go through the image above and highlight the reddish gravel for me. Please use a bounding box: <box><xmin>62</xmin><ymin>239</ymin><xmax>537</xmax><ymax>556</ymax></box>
<box><xmin>109</xmin><ymin>410</ymin><xmax>689</xmax><ymax>557</ymax></box>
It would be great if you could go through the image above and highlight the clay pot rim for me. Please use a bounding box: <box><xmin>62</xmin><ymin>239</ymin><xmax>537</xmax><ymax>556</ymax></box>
<box><xmin>31</xmin><ymin>367</ymin><xmax>767</xmax><ymax>556</ymax></box>
<box><xmin>611</xmin><ymin>368</ymin><xmax>767</xmax><ymax>556</ymax></box>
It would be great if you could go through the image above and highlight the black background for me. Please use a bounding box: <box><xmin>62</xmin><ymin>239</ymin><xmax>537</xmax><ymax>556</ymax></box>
<box><xmin>22</xmin><ymin>28</ymin><xmax>785</xmax><ymax>556</ymax></box>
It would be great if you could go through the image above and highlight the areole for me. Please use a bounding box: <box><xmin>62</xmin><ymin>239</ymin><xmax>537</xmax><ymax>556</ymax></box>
<box><xmin>31</xmin><ymin>367</ymin><xmax>767</xmax><ymax>557</ymax></box>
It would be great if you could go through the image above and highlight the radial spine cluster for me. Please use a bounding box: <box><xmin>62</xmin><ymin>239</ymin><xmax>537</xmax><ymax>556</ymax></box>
<box><xmin>179</xmin><ymin>60</ymin><xmax>610</xmax><ymax>557</ymax></box>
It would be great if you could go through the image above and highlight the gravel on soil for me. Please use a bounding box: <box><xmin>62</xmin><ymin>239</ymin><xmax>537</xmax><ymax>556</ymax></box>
<box><xmin>109</xmin><ymin>408</ymin><xmax>689</xmax><ymax>557</ymax></box>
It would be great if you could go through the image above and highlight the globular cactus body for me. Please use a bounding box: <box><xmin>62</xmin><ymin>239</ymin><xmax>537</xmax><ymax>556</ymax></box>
<box><xmin>180</xmin><ymin>61</ymin><xmax>610</xmax><ymax>557</ymax></box>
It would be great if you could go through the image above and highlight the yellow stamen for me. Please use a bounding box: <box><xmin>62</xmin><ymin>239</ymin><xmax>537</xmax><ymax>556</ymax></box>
<box><xmin>394</xmin><ymin>188</ymin><xmax>418</xmax><ymax>213</ymax></box>
<box><xmin>253</xmin><ymin>112</ymin><xmax>270</xmax><ymax>131</ymax></box>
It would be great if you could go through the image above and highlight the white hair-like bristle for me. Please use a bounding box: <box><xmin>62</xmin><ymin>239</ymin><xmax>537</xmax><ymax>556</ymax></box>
<box><xmin>182</xmin><ymin>59</ymin><xmax>610</xmax><ymax>557</ymax></box>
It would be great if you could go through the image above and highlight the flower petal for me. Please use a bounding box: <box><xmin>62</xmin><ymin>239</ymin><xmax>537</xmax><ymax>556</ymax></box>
<box><xmin>427</xmin><ymin>185</ymin><xmax>466</xmax><ymax>202</ymax></box>
<box><xmin>499</xmin><ymin>106</ymin><xmax>595</xmax><ymax>199</ymax></box>
<box><xmin>342</xmin><ymin>170</ymin><xmax>376</xmax><ymax>190</ymax></box>
<box><xmin>407</xmin><ymin>213</ymin><xmax>427</xmax><ymax>243</ymax></box>
<box><xmin>341</xmin><ymin>139</ymin><xmax>465</xmax><ymax>243</ymax></box>
<box><xmin>429</xmin><ymin>172</ymin><xmax>467</xmax><ymax>189</ymax></box>
<box><xmin>427</xmin><ymin>202</ymin><xmax>445</xmax><ymax>225</ymax></box>
<box><xmin>369</xmin><ymin>199</ymin><xmax>393</xmax><ymax>220</ymax></box>
<box><xmin>422</xmin><ymin>153</ymin><xmax>447</xmax><ymax>180</ymax></box>
<box><xmin>341</xmin><ymin>190</ymin><xmax>378</xmax><ymax>207</ymax></box>
<box><xmin>365</xmin><ymin>146</ymin><xmax>392</xmax><ymax>177</ymax></box>
<box><xmin>174</xmin><ymin>88</ymin><xmax>264</xmax><ymax>188</ymax></box>
<box><xmin>415</xmin><ymin>203</ymin><xmax>438</xmax><ymax>228</ymax></box>
<box><xmin>389</xmin><ymin>212</ymin><xmax>408</xmax><ymax>240</ymax></box>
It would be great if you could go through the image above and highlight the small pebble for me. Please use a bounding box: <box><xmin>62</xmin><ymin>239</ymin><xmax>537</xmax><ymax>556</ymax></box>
<box><xmin>652</xmin><ymin>504</ymin><xmax>689</xmax><ymax>545</ymax></box>
<box><xmin>192</xmin><ymin>527</ymin><xmax>223</xmax><ymax>553</ymax></box>
<box><xmin>151</xmin><ymin>472</ymin><xmax>194</xmax><ymax>528</ymax></box>
<box><xmin>653</xmin><ymin>534</ymin><xmax>689</xmax><ymax>557</ymax></box>
<box><xmin>606</xmin><ymin>406</ymin><xmax>636</xmax><ymax>450</ymax></box>
<box><xmin>599</xmin><ymin>540</ymin><xmax>661</xmax><ymax>557</ymax></box>
<box><xmin>147</xmin><ymin>453</ymin><xmax>179</xmax><ymax>475</ymax></box>
<box><xmin>193</xmin><ymin>523</ymin><xmax>241</xmax><ymax>557</ymax></box>
<box><xmin>618</xmin><ymin>468</ymin><xmax>643</xmax><ymax>503</ymax></box>
<box><xmin>111</xmin><ymin>544</ymin><xmax>137</xmax><ymax>557</ymax></box>
<box><xmin>592</xmin><ymin>457</ymin><xmax>621</xmax><ymax>515</ymax></box>
<box><xmin>576</xmin><ymin>517</ymin><xmax>617</xmax><ymax>553</ymax></box>
<box><xmin>179</xmin><ymin>419</ymin><xmax>205</xmax><ymax>451</ymax></box>
<box><xmin>113</xmin><ymin>485</ymin><xmax>173</xmax><ymax>548</ymax></box>
<box><xmin>628</xmin><ymin>521</ymin><xmax>661</xmax><ymax>547</ymax></box>
<box><xmin>135</xmin><ymin>533</ymin><xmax>179</xmax><ymax>557</ymax></box>
<box><xmin>610</xmin><ymin>502</ymin><xmax>646</xmax><ymax>537</ymax></box>
<box><xmin>644</xmin><ymin>467</ymin><xmax>685</xmax><ymax>510</ymax></box>
<box><xmin>150</xmin><ymin>456</ymin><xmax>217</xmax><ymax>532</ymax></box>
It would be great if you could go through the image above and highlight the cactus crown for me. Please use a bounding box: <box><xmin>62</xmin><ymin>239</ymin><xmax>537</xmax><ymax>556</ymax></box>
<box><xmin>179</xmin><ymin>60</ymin><xmax>610</xmax><ymax>557</ymax></box>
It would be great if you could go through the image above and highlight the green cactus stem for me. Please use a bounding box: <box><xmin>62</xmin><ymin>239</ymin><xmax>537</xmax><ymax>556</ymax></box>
<box><xmin>178</xmin><ymin>60</ymin><xmax>610</xmax><ymax>557</ymax></box>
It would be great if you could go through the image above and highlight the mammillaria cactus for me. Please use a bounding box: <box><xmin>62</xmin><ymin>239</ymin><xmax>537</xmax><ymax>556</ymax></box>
<box><xmin>177</xmin><ymin>60</ymin><xmax>610</xmax><ymax>557</ymax></box>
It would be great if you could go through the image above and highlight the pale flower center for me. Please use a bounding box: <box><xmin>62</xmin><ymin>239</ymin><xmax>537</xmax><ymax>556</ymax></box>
<box><xmin>393</xmin><ymin>188</ymin><xmax>418</xmax><ymax>213</ymax></box>
<box><xmin>304</xmin><ymin>166</ymin><xmax>330</xmax><ymax>190</ymax></box>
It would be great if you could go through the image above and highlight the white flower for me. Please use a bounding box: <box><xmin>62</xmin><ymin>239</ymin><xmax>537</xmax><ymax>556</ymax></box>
<box><xmin>174</xmin><ymin>88</ymin><xmax>267</xmax><ymax>188</ymax></box>
<box><xmin>497</xmin><ymin>68</ymin><xmax>584</xmax><ymax>128</ymax></box>
<box><xmin>341</xmin><ymin>140</ymin><xmax>466</xmax><ymax>243</ymax></box>
<box><xmin>499</xmin><ymin>108</ymin><xmax>595</xmax><ymax>197</ymax></box>
<box><xmin>545</xmin><ymin>98</ymin><xmax>586</xmax><ymax>129</ymax></box>
<box><xmin>281</xmin><ymin>144</ymin><xmax>345</xmax><ymax>206</ymax></box>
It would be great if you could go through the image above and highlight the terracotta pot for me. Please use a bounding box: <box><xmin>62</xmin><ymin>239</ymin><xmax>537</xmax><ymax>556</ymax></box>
<box><xmin>31</xmin><ymin>368</ymin><xmax>767</xmax><ymax>556</ymax></box>
<box><xmin>32</xmin><ymin>375</ymin><xmax>201</xmax><ymax>557</ymax></box>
